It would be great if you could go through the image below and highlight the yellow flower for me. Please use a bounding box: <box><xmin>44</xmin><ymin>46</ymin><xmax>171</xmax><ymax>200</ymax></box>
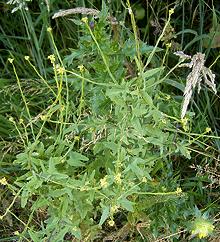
<box><xmin>161</xmin><ymin>119</ymin><xmax>167</xmax><ymax>124</ymax></box>
<box><xmin>24</xmin><ymin>56</ymin><xmax>30</xmax><ymax>61</ymax></box>
<box><xmin>128</xmin><ymin>7</ymin><xmax>133</xmax><ymax>15</ymax></box>
<box><xmin>48</xmin><ymin>54</ymin><xmax>55</xmax><ymax>64</ymax></box>
<box><xmin>81</xmin><ymin>17</ymin><xmax>88</xmax><ymax>24</ymax></box>
<box><xmin>13</xmin><ymin>231</ymin><xmax>20</xmax><ymax>235</ymax></box>
<box><xmin>47</xmin><ymin>26</ymin><xmax>52</xmax><ymax>32</ymax></box>
<box><xmin>176</xmin><ymin>187</ymin><xmax>182</xmax><ymax>194</ymax></box>
<box><xmin>80</xmin><ymin>186</ymin><xmax>87</xmax><ymax>191</ymax></box>
<box><xmin>56</xmin><ymin>65</ymin><xmax>65</xmax><ymax>75</ymax></box>
<box><xmin>19</xmin><ymin>118</ymin><xmax>24</xmax><ymax>124</ymax></box>
<box><xmin>166</xmin><ymin>43</ymin><xmax>172</xmax><ymax>48</ymax></box>
<box><xmin>74</xmin><ymin>136</ymin><xmax>80</xmax><ymax>141</ymax></box>
<box><xmin>0</xmin><ymin>177</ymin><xmax>8</xmax><ymax>185</ymax></box>
<box><xmin>115</xmin><ymin>173</ymin><xmax>121</xmax><ymax>184</ymax></box>
<box><xmin>110</xmin><ymin>205</ymin><xmax>119</xmax><ymax>214</ymax></box>
<box><xmin>191</xmin><ymin>217</ymin><xmax>214</xmax><ymax>239</ymax></box>
<box><xmin>100</xmin><ymin>176</ymin><xmax>108</xmax><ymax>188</ymax></box>
<box><xmin>181</xmin><ymin>117</ymin><xmax>188</xmax><ymax>131</ymax></box>
<box><xmin>9</xmin><ymin>117</ymin><xmax>14</xmax><ymax>122</ymax></box>
<box><xmin>40</xmin><ymin>114</ymin><xmax>47</xmax><ymax>121</ymax></box>
<box><xmin>205</xmin><ymin>127</ymin><xmax>211</xmax><ymax>133</ymax></box>
<box><xmin>169</xmin><ymin>8</ymin><xmax>174</xmax><ymax>16</ymax></box>
<box><xmin>108</xmin><ymin>220</ymin><xmax>115</xmax><ymax>226</ymax></box>
<box><xmin>8</xmin><ymin>58</ymin><xmax>14</xmax><ymax>63</ymax></box>
<box><xmin>77</xmin><ymin>65</ymin><xmax>85</xmax><ymax>72</ymax></box>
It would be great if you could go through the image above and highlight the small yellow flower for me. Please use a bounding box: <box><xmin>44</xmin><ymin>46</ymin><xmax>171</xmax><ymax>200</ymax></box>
<box><xmin>56</xmin><ymin>65</ymin><xmax>65</xmax><ymax>75</ymax></box>
<box><xmin>142</xmin><ymin>177</ymin><xmax>147</xmax><ymax>183</ymax></box>
<box><xmin>166</xmin><ymin>43</ymin><xmax>172</xmax><ymax>48</ymax></box>
<box><xmin>100</xmin><ymin>176</ymin><xmax>108</xmax><ymax>188</ymax></box>
<box><xmin>0</xmin><ymin>177</ymin><xmax>8</xmax><ymax>185</ymax></box>
<box><xmin>81</xmin><ymin>17</ymin><xmax>88</xmax><ymax>24</ymax></box>
<box><xmin>110</xmin><ymin>205</ymin><xmax>119</xmax><ymax>214</ymax></box>
<box><xmin>205</xmin><ymin>127</ymin><xmax>211</xmax><ymax>133</ymax></box>
<box><xmin>165</xmin><ymin>94</ymin><xmax>171</xmax><ymax>100</ymax></box>
<box><xmin>161</xmin><ymin>119</ymin><xmax>167</xmax><ymax>124</ymax></box>
<box><xmin>181</xmin><ymin>117</ymin><xmax>188</xmax><ymax>131</ymax></box>
<box><xmin>9</xmin><ymin>117</ymin><xmax>14</xmax><ymax>122</ymax></box>
<box><xmin>48</xmin><ymin>54</ymin><xmax>55</xmax><ymax>64</ymax></box>
<box><xmin>181</xmin><ymin>117</ymin><xmax>188</xmax><ymax>125</ymax></box>
<box><xmin>115</xmin><ymin>173</ymin><xmax>121</xmax><ymax>184</ymax></box>
<box><xmin>128</xmin><ymin>7</ymin><xmax>132</xmax><ymax>15</ymax></box>
<box><xmin>80</xmin><ymin>186</ymin><xmax>87</xmax><ymax>191</ymax></box>
<box><xmin>47</xmin><ymin>26</ymin><xmax>52</xmax><ymax>32</ymax></box>
<box><xmin>13</xmin><ymin>231</ymin><xmax>20</xmax><ymax>236</ymax></box>
<box><xmin>176</xmin><ymin>187</ymin><xmax>182</xmax><ymax>194</ymax></box>
<box><xmin>19</xmin><ymin>118</ymin><xmax>24</xmax><ymax>124</ymax></box>
<box><xmin>128</xmin><ymin>181</ymin><xmax>134</xmax><ymax>187</ymax></box>
<box><xmin>40</xmin><ymin>114</ymin><xmax>47</xmax><ymax>121</ymax></box>
<box><xmin>8</xmin><ymin>58</ymin><xmax>14</xmax><ymax>64</ymax></box>
<box><xmin>108</xmin><ymin>220</ymin><xmax>115</xmax><ymax>226</ymax></box>
<box><xmin>169</xmin><ymin>8</ymin><xmax>174</xmax><ymax>16</ymax></box>
<box><xmin>24</xmin><ymin>56</ymin><xmax>30</xmax><ymax>61</ymax></box>
<box><xmin>191</xmin><ymin>217</ymin><xmax>214</xmax><ymax>239</ymax></box>
<box><xmin>77</xmin><ymin>65</ymin><xmax>85</xmax><ymax>72</ymax></box>
<box><xmin>74</xmin><ymin>136</ymin><xmax>80</xmax><ymax>141</ymax></box>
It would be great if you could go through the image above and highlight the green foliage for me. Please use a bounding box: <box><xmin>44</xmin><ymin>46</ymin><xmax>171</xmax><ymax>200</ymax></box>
<box><xmin>0</xmin><ymin>1</ymin><xmax>219</xmax><ymax>241</ymax></box>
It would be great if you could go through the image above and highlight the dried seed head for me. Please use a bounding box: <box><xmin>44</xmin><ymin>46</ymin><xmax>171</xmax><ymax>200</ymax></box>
<box><xmin>175</xmin><ymin>51</ymin><xmax>216</xmax><ymax>119</ymax></box>
<box><xmin>52</xmin><ymin>7</ymin><xmax>118</xmax><ymax>25</ymax></box>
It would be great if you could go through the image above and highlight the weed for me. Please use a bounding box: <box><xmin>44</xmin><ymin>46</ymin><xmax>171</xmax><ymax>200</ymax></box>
<box><xmin>0</xmin><ymin>1</ymin><xmax>219</xmax><ymax>241</ymax></box>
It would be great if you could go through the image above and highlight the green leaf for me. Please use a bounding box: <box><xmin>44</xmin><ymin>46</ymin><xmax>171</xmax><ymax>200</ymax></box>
<box><xmin>99</xmin><ymin>206</ymin><xmax>110</xmax><ymax>225</ymax></box>
<box><xmin>123</xmin><ymin>39</ymin><xmax>162</xmax><ymax>58</ymax></box>
<box><xmin>164</xmin><ymin>79</ymin><xmax>185</xmax><ymax>92</ymax></box>
<box><xmin>64</xmin><ymin>49</ymin><xmax>84</xmax><ymax>66</ymax></box>
<box><xmin>142</xmin><ymin>92</ymin><xmax>154</xmax><ymax>107</ymax></box>
<box><xmin>176</xmin><ymin>143</ymin><xmax>191</xmax><ymax>159</ymax></box>
<box><xmin>99</xmin><ymin>0</ymin><xmax>108</xmax><ymax>23</ymax></box>
<box><xmin>142</xmin><ymin>67</ymin><xmax>164</xmax><ymax>80</ymax></box>
<box><xmin>132</xmin><ymin>104</ymin><xmax>148</xmax><ymax>117</ymax></box>
<box><xmin>129</xmin><ymin>163</ymin><xmax>144</xmax><ymax>178</ymax></box>
<box><xmin>28</xmin><ymin>230</ymin><xmax>41</xmax><ymax>241</ymax></box>
<box><xmin>21</xmin><ymin>189</ymin><xmax>29</xmax><ymax>208</ymax></box>
<box><xmin>131</xmin><ymin>117</ymin><xmax>145</xmax><ymax>135</ymax></box>
<box><xmin>26</xmin><ymin>175</ymin><xmax>43</xmax><ymax>190</ymax></box>
<box><xmin>67</xmin><ymin>151</ymin><xmax>89</xmax><ymax>167</ymax></box>
<box><xmin>118</xmin><ymin>198</ymin><xmax>134</xmax><ymax>212</ymax></box>
<box><xmin>53</xmin><ymin>226</ymin><xmax>69</xmax><ymax>241</ymax></box>
<box><xmin>49</xmin><ymin>188</ymin><xmax>72</xmax><ymax>199</ymax></box>
<box><xmin>31</xmin><ymin>198</ymin><xmax>49</xmax><ymax>210</ymax></box>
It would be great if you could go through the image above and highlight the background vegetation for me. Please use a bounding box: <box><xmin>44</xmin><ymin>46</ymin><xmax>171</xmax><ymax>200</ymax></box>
<box><xmin>0</xmin><ymin>0</ymin><xmax>219</xmax><ymax>241</ymax></box>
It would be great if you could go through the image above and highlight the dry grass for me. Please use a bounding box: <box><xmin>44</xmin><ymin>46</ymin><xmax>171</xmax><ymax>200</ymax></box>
<box><xmin>175</xmin><ymin>51</ymin><xmax>216</xmax><ymax>119</ymax></box>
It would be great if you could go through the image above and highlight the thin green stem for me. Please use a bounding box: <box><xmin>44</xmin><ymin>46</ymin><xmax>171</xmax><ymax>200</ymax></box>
<box><xmin>66</xmin><ymin>70</ymin><xmax>115</xmax><ymax>87</ymax></box>
<box><xmin>126</xmin><ymin>0</ymin><xmax>143</xmax><ymax>72</ymax></box>
<box><xmin>26</xmin><ymin>59</ymin><xmax>56</xmax><ymax>97</ymax></box>
<box><xmin>85</xmin><ymin>22</ymin><xmax>117</xmax><ymax>84</ymax></box>
<box><xmin>144</xmin><ymin>9</ymin><xmax>174</xmax><ymax>69</ymax></box>
<box><xmin>12</xmin><ymin>63</ymin><xmax>35</xmax><ymax>140</ymax></box>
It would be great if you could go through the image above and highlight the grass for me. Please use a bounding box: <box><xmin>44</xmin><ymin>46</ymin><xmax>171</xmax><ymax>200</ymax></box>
<box><xmin>0</xmin><ymin>0</ymin><xmax>220</xmax><ymax>241</ymax></box>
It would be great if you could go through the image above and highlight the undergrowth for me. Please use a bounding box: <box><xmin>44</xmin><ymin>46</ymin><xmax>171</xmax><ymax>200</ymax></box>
<box><xmin>0</xmin><ymin>0</ymin><xmax>220</xmax><ymax>241</ymax></box>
